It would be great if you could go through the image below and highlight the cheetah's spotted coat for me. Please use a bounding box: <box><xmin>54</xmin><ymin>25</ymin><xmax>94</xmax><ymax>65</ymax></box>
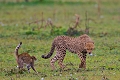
<box><xmin>42</xmin><ymin>34</ymin><xmax>94</xmax><ymax>70</ymax></box>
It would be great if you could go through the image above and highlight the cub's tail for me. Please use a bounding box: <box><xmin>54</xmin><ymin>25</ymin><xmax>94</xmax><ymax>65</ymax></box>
<box><xmin>15</xmin><ymin>42</ymin><xmax>22</xmax><ymax>60</ymax></box>
<box><xmin>41</xmin><ymin>43</ymin><xmax>55</xmax><ymax>59</ymax></box>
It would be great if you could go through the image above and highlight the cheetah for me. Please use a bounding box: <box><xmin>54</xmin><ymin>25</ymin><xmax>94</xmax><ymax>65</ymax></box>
<box><xmin>42</xmin><ymin>34</ymin><xmax>94</xmax><ymax>70</ymax></box>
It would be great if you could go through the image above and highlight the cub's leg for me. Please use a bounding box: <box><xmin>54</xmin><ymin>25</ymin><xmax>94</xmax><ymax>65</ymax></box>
<box><xmin>31</xmin><ymin>64</ymin><xmax>37</xmax><ymax>73</ymax></box>
<box><xmin>27</xmin><ymin>64</ymin><xmax>31</xmax><ymax>73</ymax></box>
<box><xmin>77</xmin><ymin>53</ymin><xmax>86</xmax><ymax>69</ymax></box>
<box><xmin>27</xmin><ymin>63</ymin><xmax>37</xmax><ymax>73</ymax></box>
<box><xmin>17</xmin><ymin>61</ymin><xmax>23</xmax><ymax>70</ymax></box>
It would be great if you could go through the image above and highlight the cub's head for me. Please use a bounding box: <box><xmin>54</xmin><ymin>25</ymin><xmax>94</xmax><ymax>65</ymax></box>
<box><xmin>84</xmin><ymin>42</ymin><xmax>94</xmax><ymax>54</ymax></box>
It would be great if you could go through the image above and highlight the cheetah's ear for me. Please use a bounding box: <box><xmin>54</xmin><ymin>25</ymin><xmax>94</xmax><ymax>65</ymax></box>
<box><xmin>90</xmin><ymin>41</ymin><xmax>94</xmax><ymax>44</ymax></box>
<box><xmin>88</xmin><ymin>41</ymin><xmax>94</xmax><ymax>43</ymax></box>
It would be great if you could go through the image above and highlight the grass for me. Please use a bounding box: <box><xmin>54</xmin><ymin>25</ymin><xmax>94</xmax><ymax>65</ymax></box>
<box><xmin>0</xmin><ymin>0</ymin><xmax>120</xmax><ymax>80</ymax></box>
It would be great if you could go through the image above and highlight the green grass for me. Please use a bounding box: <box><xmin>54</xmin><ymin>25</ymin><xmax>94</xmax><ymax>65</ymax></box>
<box><xmin>0</xmin><ymin>0</ymin><xmax>120</xmax><ymax>80</ymax></box>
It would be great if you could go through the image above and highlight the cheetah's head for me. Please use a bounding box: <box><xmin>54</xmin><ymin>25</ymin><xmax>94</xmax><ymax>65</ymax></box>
<box><xmin>84</xmin><ymin>42</ymin><xmax>94</xmax><ymax>54</ymax></box>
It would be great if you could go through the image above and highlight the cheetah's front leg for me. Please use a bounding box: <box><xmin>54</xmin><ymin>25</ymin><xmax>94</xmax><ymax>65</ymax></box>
<box><xmin>78</xmin><ymin>53</ymin><xmax>86</xmax><ymax>69</ymax></box>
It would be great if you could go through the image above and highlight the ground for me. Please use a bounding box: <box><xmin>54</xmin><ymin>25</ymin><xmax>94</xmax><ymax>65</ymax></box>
<box><xmin>0</xmin><ymin>0</ymin><xmax>120</xmax><ymax>80</ymax></box>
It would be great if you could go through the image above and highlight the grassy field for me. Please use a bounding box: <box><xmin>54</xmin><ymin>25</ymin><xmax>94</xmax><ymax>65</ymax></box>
<box><xmin>0</xmin><ymin>0</ymin><xmax>120</xmax><ymax>80</ymax></box>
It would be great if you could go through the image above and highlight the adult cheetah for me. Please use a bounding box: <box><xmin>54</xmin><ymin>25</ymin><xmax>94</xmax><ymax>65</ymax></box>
<box><xmin>42</xmin><ymin>34</ymin><xmax>94</xmax><ymax>70</ymax></box>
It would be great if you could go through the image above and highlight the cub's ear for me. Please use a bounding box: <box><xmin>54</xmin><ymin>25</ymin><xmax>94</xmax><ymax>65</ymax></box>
<box><xmin>32</xmin><ymin>56</ymin><xmax>37</xmax><ymax>60</ymax></box>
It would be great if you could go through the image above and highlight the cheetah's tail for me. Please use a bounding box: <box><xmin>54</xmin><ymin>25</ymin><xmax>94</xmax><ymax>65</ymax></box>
<box><xmin>41</xmin><ymin>43</ymin><xmax>55</xmax><ymax>59</ymax></box>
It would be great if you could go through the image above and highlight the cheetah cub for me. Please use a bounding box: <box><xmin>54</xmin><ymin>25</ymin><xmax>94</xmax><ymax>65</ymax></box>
<box><xmin>14</xmin><ymin>42</ymin><xmax>37</xmax><ymax>73</ymax></box>
<box><xmin>42</xmin><ymin>34</ymin><xmax>94</xmax><ymax>70</ymax></box>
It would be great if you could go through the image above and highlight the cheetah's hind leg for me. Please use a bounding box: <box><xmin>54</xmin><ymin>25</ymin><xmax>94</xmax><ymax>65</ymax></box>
<box><xmin>58</xmin><ymin>53</ymin><xmax>66</xmax><ymax>70</ymax></box>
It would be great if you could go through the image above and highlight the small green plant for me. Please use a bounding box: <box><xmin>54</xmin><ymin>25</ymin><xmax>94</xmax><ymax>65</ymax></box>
<box><xmin>24</xmin><ymin>30</ymin><xmax>38</xmax><ymax>35</ymax></box>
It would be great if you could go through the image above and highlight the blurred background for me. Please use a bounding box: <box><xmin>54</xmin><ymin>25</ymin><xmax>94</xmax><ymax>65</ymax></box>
<box><xmin>0</xmin><ymin>0</ymin><xmax>120</xmax><ymax>37</ymax></box>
